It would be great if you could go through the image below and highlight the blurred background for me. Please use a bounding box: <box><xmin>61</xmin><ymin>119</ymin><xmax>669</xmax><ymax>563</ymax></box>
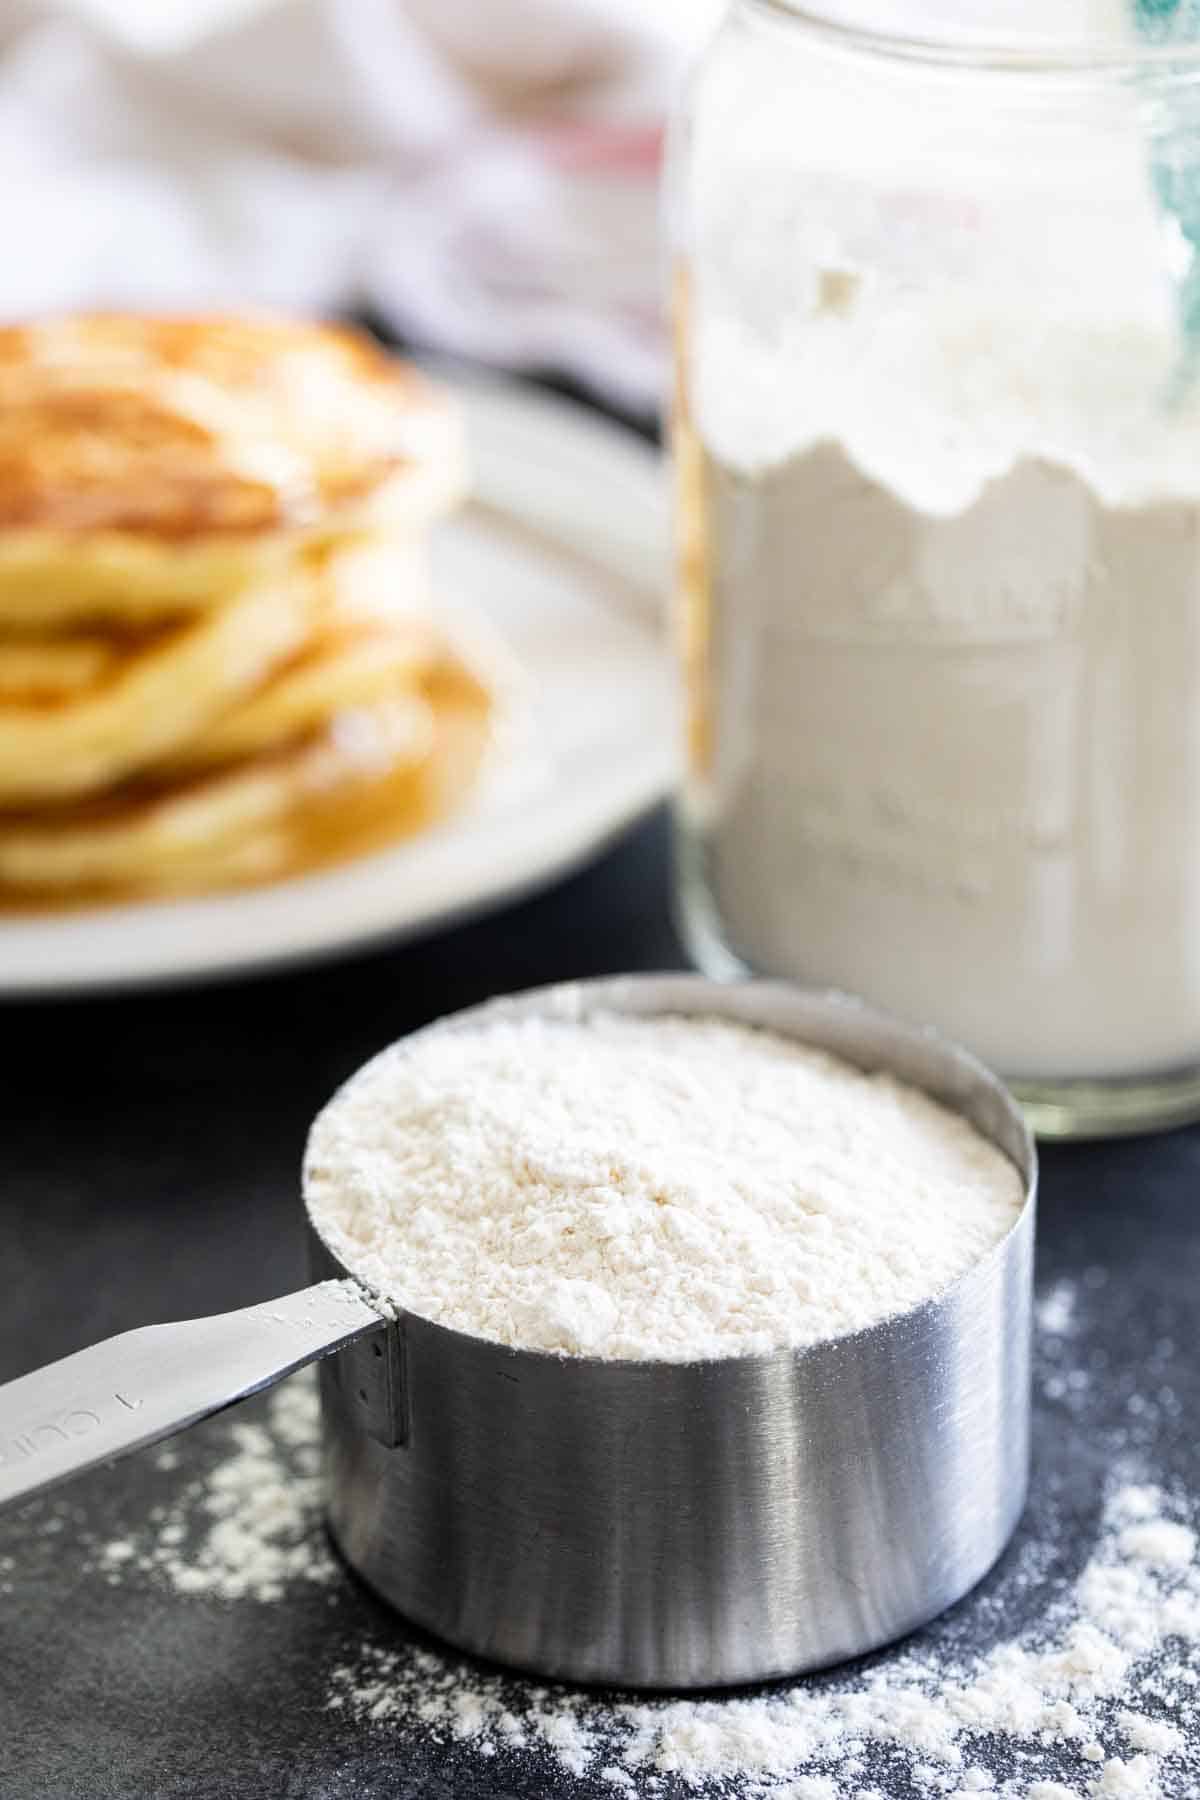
<box><xmin>0</xmin><ymin>0</ymin><xmax>722</xmax><ymax>412</ymax></box>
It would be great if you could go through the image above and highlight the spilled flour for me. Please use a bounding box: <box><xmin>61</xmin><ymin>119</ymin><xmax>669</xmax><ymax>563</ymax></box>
<box><xmin>79</xmin><ymin>1278</ymin><xmax>1200</xmax><ymax>1799</ymax></box>
<box><xmin>95</xmin><ymin>1377</ymin><xmax>336</xmax><ymax>1603</ymax></box>
<box><xmin>324</xmin><ymin>1477</ymin><xmax>1200</xmax><ymax>1797</ymax></box>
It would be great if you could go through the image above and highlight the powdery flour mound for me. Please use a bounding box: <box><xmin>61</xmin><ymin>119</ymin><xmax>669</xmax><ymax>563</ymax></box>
<box><xmin>303</xmin><ymin>1010</ymin><xmax>1024</xmax><ymax>1359</ymax></box>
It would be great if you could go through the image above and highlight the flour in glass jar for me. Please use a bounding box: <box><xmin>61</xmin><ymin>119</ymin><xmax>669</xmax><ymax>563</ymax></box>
<box><xmin>684</xmin><ymin>426</ymin><xmax>1200</xmax><ymax>1085</ymax></box>
<box><xmin>68</xmin><ymin>1013</ymin><xmax>1194</xmax><ymax>1792</ymax></box>
<box><xmin>674</xmin><ymin>4</ymin><xmax>1200</xmax><ymax>1086</ymax></box>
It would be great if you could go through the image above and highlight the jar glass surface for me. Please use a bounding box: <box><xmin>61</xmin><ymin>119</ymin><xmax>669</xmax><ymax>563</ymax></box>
<box><xmin>671</xmin><ymin>0</ymin><xmax>1200</xmax><ymax>1135</ymax></box>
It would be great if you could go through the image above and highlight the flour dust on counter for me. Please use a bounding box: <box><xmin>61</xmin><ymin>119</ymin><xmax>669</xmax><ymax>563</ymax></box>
<box><xmin>325</xmin><ymin>1479</ymin><xmax>1200</xmax><ymax>1798</ymax></box>
<box><xmin>71</xmin><ymin>1279</ymin><xmax>1200</xmax><ymax>1800</ymax></box>
<box><xmin>91</xmin><ymin>1377</ymin><xmax>336</xmax><ymax>1604</ymax></box>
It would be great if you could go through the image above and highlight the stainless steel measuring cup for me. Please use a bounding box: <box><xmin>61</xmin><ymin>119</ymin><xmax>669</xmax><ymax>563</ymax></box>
<box><xmin>0</xmin><ymin>975</ymin><xmax>1036</xmax><ymax>1688</ymax></box>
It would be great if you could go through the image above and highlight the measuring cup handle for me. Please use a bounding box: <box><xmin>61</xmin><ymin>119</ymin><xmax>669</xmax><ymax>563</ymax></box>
<box><xmin>0</xmin><ymin>1278</ymin><xmax>389</xmax><ymax>1513</ymax></box>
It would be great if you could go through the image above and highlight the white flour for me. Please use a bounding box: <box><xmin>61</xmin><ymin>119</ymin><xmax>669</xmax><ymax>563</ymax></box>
<box><xmin>676</xmin><ymin>16</ymin><xmax>1200</xmax><ymax>1083</ymax></box>
<box><xmin>690</xmin><ymin>446</ymin><xmax>1200</xmax><ymax>1082</ymax></box>
<box><xmin>95</xmin><ymin>1378</ymin><xmax>335</xmax><ymax>1602</ymax></box>
<box><xmin>86</xmin><ymin>1362</ymin><xmax>1200</xmax><ymax>1799</ymax></box>
<box><xmin>302</xmin><ymin>1010</ymin><xmax>1023</xmax><ymax>1359</ymax></box>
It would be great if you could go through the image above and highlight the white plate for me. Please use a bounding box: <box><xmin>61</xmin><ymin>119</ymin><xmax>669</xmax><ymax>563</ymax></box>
<box><xmin>0</xmin><ymin>379</ymin><xmax>676</xmax><ymax>995</ymax></box>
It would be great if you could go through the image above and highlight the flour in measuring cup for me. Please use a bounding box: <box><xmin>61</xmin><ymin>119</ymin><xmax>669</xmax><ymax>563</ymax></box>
<box><xmin>303</xmin><ymin>1009</ymin><xmax>1022</xmax><ymax>1360</ymax></box>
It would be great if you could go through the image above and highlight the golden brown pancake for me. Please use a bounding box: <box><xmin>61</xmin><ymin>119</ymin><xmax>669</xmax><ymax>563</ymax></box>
<box><xmin>0</xmin><ymin>650</ymin><xmax>495</xmax><ymax>901</ymax></box>
<box><xmin>158</xmin><ymin>533</ymin><xmax>441</xmax><ymax>771</ymax></box>
<box><xmin>0</xmin><ymin>570</ymin><xmax>318</xmax><ymax>802</ymax></box>
<box><xmin>0</xmin><ymin>313</ymin><xmax>466</xmax><ymax>625</ymax></box>
<box><xmin>163</xmin><ymin>613</ymin><xmax>440</xmax><ymax>773</ymax></box>
<box><xmin>0</xmin><ymin>635</ymin><xmax>119</xmax><ymax>698</ymax></box>
<box><xmin>0</xmin><ymin>315</ymin><xmax>511</xmax><ymax>908</ymax></box>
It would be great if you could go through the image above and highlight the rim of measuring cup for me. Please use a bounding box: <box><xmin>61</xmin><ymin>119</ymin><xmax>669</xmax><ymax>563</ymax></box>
<box><xmin>303</xmin><ymin>974</ymin><xmax>1038</xmax><ymax>1375</ymax></box>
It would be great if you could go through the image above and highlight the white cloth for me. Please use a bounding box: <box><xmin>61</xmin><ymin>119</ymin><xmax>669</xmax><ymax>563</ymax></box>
<box><xmin>0</xmin><ymin>0</ymin><xmax>721</xmax><ymax>409</ymax></box>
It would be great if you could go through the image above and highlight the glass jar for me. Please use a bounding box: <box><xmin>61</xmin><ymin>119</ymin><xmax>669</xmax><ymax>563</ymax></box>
<box><xmin>670</xmin><ymin>0</ymin><xmax>1200</xmax><ymax>1137</ymax></box>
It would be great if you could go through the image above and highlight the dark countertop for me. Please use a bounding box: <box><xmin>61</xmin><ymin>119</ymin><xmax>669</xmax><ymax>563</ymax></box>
<box><xmin>2</xmin><ymin>807</ymin><xmax>1199</xmax><ymax>1799</ymax></box>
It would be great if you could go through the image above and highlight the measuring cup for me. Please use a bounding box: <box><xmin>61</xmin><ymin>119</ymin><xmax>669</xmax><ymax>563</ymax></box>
<box><xmin>0</xmin><ymin>975</ymin><xmax>1036</xmax><ymax>1688</ymax></box>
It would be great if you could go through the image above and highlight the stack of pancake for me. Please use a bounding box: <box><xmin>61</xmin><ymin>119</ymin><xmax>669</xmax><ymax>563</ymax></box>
<box><xmin>0</xmin><ymin>314</ymin><xmax>500</xmax><ymax>905</ymax></box>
